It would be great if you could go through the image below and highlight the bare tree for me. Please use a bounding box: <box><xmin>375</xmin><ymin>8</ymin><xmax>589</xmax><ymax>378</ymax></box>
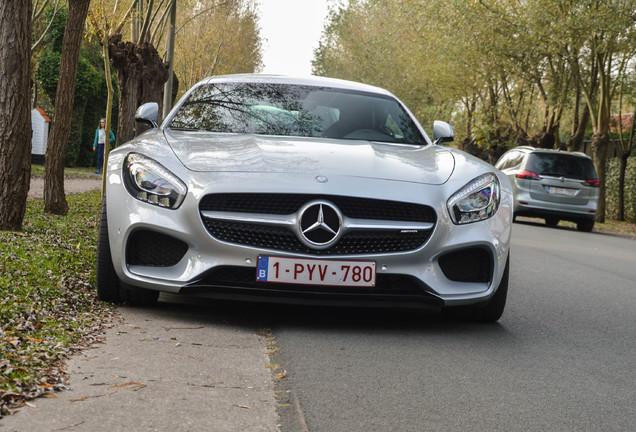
<box><xmin>0</xmin><ymin>0</ymin><xmax>32</xmax><ymax>230</ymax></box>
<box><xmin>31</xmin><ymin>0</ymin><xmax>64</xmax><ymax>52</ymax></box>
<box><xmin>43</xmin><ymin>0</ymin><xmax>91</xmax><ymax>215</ymax></box>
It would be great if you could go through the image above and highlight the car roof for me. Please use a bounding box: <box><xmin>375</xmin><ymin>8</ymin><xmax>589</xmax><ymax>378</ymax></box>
<box><xmin>196</xmin><ymin>73</ymin><xmax>394</xmax><ymax>97</ymax></box>
<box><xmin>512</xmin><ymin>146</ymin><xmax>592</xmax><ymax>160</ymax></box>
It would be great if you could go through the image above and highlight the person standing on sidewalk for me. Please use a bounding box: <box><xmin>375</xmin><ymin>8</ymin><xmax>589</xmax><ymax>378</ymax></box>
<box><xmin>92</xmin><ymin>118</ymin><xmax>115</xmax><ymax>174</ymax></box>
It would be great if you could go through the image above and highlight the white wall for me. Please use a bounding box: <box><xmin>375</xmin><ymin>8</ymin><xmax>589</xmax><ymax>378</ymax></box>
<box><xmin>31</xmin><ymin>109</ymin><xmax>49</xmax><ymax>156</ymax></box>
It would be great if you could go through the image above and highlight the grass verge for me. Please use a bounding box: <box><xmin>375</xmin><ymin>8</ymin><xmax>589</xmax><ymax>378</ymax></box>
<box><xmin>0</xmin><ymin>190</ymin><xmax>113</xmax><ymax>417</ymax></box>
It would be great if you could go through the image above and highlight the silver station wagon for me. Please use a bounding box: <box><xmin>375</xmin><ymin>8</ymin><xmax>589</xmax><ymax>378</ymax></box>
<box><xmin>495</xmin><ymin>146</ymin><xmax>599</xmax><ymax>231</ymax></box>
<box><xmin>97</xmin><ymin>74</ymin><xmax>513</xmax><ymax>322</ymax></box>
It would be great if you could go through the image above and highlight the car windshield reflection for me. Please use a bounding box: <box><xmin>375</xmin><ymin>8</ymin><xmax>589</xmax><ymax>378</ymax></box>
<box><xmin>168</xmin><ymin>83</ymin><xmax>426</xmax><ymax>145</ymax></box>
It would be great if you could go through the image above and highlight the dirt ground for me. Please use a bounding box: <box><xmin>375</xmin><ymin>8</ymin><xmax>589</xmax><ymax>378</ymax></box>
<box><xmin>28</xmin><ymin>176</ymin><xmax>103</xmax><ymax>200</ymax></box>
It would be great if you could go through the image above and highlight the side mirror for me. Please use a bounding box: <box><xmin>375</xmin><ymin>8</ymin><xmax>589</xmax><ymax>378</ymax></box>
<box><xmin>135</xmin><ymin>102</ymin><xmax>159</xmax><ymax>129</ymax></box>
<box><xmin>433</xmin><ymin>120</ymin><xmax>454</xmax><ymax>144</ymax></box>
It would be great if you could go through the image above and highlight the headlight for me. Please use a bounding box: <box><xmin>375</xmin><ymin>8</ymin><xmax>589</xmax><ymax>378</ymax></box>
<box><xmin>447</xmin><ymin>173</ymin><xmax>500</xmax><ymax>224</ymax></box>
<box><xmin>123</xmin><ymin>153</ymin><xmax>187</xmax><ymax>209</ymax></box>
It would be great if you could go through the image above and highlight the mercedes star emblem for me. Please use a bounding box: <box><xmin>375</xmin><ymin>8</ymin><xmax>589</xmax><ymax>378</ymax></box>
<box><xmin>298</xmin><ymin>201</ymin><xmax>343</xmax><ymax>249</ymax></box>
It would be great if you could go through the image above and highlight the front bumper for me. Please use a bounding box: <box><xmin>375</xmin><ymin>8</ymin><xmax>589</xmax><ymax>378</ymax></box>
<box><xmin>105</xmin><ymin>162</ymin><xmax>512</xmax><ymax>308</ymax></box>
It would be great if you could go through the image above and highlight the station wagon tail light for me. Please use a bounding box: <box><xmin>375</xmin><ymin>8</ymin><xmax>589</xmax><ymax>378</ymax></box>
<box><xmin>447</xmin><ymin>173</ymin><xmax>501</xmax><ymax>225</ymax></box>
<box><xmin>584</xmin><ymin>179</ymin><xmax>600</xmax><ymax>187</ymax></box>
<box><xmin>516</xmin><ymin>170</ymin><xmax>540</xmax><ymax>180</ymax></box>
<box><xmin>123</xmin><ymin>153</ymin><xmax>187</xmax><ymax>209</ymax></box>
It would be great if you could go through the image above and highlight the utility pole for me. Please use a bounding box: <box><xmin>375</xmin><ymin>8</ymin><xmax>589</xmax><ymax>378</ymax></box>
<box><xmin>162</xmin><ymin>0</ymin><xmax>177</xmax><ymax>121</ymax></box>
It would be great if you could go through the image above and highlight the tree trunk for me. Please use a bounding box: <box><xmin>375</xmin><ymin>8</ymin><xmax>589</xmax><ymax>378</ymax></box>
<box><xmin>0</xmin><ymin>0</ymin><xmax>32</xmax><ymax>231</ymax></box>
<box><xmin>463</xmin><ymin>97</ymin><xmax>476</xmax><ymax>143</ymax></box>
<box><xmin>100</xmin><ymin>42</ymin><xmax>115</xmax><ymax>198</ymax></box>
<box><xmin>591</xmin><ymin>131</ymin><xmax>609</xmax><ymax>223</ymax></box>
<box><xmin>138</xmin><ymin>43</ymin><xmax>170</xmax><ymax>135</ymax></box>
<box><xmin>109</xmin><ymin>34</ymin><xmax>169</xmax><ymax>146</ymax></box>
<box><xmin>536</xmin><ymin>131</ymin><xmax>556</xmax><ymax>149</ymax></box>
<box><xmin>44</xmin><ymin>0</ymin><xmax>90</xmax><ymax>215</ymax></box>
<box><xmin>567</xmin><ymin>104</ymin><xmax>590</xmax><ymax>153</ymax></box>
<box><xmin>617</xmin><ymin>153</ymin><xmax>629</xmax><ymax>221</ymax></box>
<box><xmin>568</xmin><ymin>58</ymin><xmax>597</xmax><ymax>154</ymax></box>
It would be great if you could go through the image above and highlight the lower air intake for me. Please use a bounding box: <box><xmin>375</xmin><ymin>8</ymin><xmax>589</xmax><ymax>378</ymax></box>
<box><xmin>438</xmin><ymin>247</ymin><xmax>492</xmax><ymax>283</ymax></box>
<box><xmin>126</xmin><ymin>230</ymin><xmax>188</xmax><ymax>267</ymax></box>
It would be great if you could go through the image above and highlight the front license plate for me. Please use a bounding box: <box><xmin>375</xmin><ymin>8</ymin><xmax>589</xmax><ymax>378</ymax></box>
<box><xmin>256</xmin><ymin>256</ymin><xmax>376</xmax><ymax>287</ymax></box>
<box><xmin>546</xmin><ymin>186</ymin><xmax>575</xmax><ymax>196</ymax></box>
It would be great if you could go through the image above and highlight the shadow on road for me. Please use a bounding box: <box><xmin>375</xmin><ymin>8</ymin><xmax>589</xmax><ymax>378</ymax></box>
<box><xmin>152</xmin><ymin>293</ymin><xmax>511</xmax><ymax>337</ymax></box>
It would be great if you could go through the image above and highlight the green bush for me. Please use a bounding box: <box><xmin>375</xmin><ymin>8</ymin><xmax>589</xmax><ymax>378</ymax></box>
<box><xmin>605</xmin><ymin>157</ymin><xmax>636</xmax><ymax>223</ymax></box>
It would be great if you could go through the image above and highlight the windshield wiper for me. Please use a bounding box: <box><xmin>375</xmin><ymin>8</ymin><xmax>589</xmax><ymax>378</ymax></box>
<box><xmin>169</xmin><ymin>126</ymin><xmax>202</xmax><ymax>131</ymax></box>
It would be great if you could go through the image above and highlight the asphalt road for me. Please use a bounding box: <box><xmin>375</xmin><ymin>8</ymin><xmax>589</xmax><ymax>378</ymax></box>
<box><xmin>268</xmin><ymin>220</ymin><xmax>636</xmax><ymax>431</ymax></box>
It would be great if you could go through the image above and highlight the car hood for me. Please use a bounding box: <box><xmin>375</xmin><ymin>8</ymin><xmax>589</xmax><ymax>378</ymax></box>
<box><xmin>164</xmin><ymin>130</ymin><xmax>454</xmax><ymax>185</ymax></box>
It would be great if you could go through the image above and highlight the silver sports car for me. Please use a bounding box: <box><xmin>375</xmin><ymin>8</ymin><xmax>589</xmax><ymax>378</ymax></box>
<box><xmin>97</xmin><ymin>74</ymin><xmax>513</xmax><ymax>322</ymax></box>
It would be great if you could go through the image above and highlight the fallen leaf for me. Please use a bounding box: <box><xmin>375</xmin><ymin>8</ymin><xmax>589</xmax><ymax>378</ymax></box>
<box><xmin>109</xmin><ymin>381</ymin><xmax>147</xmax><ymax>393</ymax></box>
<box><xmin>58</xmin><ymin>421</ymin><xmax>85</xmax><ymax>430</ymax></box>
<box><xmin>69</xmin><ymin>394</ymin><xmax>105</xmax><ymax>402</ymax></box>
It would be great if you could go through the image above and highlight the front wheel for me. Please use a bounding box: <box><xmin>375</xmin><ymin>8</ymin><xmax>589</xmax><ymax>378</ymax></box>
<box><xmin>96</xmin><ymin>198</ymin><xmax>122</xmax><ymax>303</ymax></box>
<box><xmin>442</xmin><ymin>254</ymin><xmax>510</xmax><ymax>323</ymax></box>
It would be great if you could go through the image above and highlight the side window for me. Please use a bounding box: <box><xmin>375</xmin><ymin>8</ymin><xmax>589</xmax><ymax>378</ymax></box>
<box><xmin>497</xmin><ymin>151</ymin><xmax>525</xmax><ymax>170</ymax></box>
<box><xmin>496</xmin><ymin>153</ymin><xmax>513</xmax><ymax>170</ymax></box>
<box><xmin>510</xmin><ymin>152</ymin><xmax>524</xmax><ymax>169</ymax></box>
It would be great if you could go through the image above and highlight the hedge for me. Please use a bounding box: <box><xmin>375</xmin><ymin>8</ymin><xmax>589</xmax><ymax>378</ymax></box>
<box><xmin>605</xmin><ymin>157</ymin><xmax>636</xmax><ymax>223</ymax></box>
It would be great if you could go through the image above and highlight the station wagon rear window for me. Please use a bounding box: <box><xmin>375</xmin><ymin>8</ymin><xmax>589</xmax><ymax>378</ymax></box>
<box><xmin>525</xmin><ymin>153</ymin><xmax>597</xmax><ymax>181</ymax></box>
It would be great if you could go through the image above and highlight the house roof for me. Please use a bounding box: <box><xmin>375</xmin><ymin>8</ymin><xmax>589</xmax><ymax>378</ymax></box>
<box><xmin>33</xmin><ymin>107</ymin><xmax>51</xmax><ymax>122</ymax></box>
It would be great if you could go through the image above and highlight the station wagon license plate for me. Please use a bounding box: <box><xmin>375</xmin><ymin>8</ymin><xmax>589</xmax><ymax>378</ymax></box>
<box><xmin>546</xmin><ymin>186</ymin><xmax>575</xmax><ymax>196</ymax></box>
<box><xmin>256</xmin><ymin>256</ymin><xmax>376</xmax><ymax>287</ymax></box>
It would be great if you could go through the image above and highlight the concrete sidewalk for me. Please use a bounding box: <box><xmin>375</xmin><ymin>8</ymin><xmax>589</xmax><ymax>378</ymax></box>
<box><xmin>27</xmin><ymin>176</ymin><xmax>103</xmax><ymax>200</ymax></box>
<box><xmin>0</xmin><ymin>300</ymin><xmax>280</xmax><ymax>431</ymax></box>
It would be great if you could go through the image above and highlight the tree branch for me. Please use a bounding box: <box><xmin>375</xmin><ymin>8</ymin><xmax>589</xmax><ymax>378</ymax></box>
<box><xmin>31</xmin><ymin>0</ymin><xmax>63</xmax><ymax>51</ymax></box>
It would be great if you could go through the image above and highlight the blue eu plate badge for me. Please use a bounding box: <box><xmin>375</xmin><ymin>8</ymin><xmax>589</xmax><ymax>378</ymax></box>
<box><xmin>257</xmin><ymin>256</ymin><xmax>269</xmax><ymax>281</ymax></box>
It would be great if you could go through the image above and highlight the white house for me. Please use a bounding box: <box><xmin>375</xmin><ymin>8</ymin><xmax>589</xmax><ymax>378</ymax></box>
<box><xmin>31</xmin><ymin>107</ymin><xmax>51</xmax><ymax>163</ymax></box>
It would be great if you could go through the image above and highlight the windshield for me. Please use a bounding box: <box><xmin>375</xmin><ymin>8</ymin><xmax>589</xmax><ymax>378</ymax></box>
<box><xmin>168</xmin><ymin>82</ymin><xmax>427</xmax><ymax>145</ymax></box>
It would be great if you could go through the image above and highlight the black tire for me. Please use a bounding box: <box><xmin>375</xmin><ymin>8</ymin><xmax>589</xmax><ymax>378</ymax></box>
<box><xmin>545</xmin><ymin>216</ymin><xmax>559</xmax><ymax>227</ymax></box>
<box><xmin>125</xmin><ymin>284</ymin><xmax>160</xmax><ymax>306</ymax></box>
<box><xmin>96</xmin><ymin>198</ymin><xmax>123</xmax><ymax>303</ymax></box>
<box><xmin>577</xmin><ymin>219</ymin><xmax>594</xmax><ymax>232</ymax></box>
<box><xmin>442</xmin><ymin>254</ymin><xmax>510</xmax><ymax>323</ymax></box>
